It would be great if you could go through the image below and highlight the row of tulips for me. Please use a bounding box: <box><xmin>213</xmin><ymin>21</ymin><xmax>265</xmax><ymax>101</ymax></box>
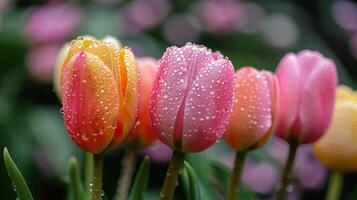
<box><xmin>4</xmin><ymin>34</ymin><xmax>357</xmax><ymax>200</ymax></box>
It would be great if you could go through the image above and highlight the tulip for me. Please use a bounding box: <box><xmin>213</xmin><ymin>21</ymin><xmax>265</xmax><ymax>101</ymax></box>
<box><xmin>59</xmin><ymin>36</ymin><xmax>138</xmax><ymax>200</ymax></box>
<box><xmin>126</xmin><ymin>57</ymin><xmax>159</xmax><ymax>148</ymax></box>
<box><xmin>195</xmin><ymin>0</ymin><xmax>247</xmax><ymax>34</ymax></box>
<box><xmin>24</xmin><ymin>3</ymin><xmax>82</xmax><ymax>43</ymax></box>
<box><xmin>314</xmin><ymin>86</ymin><xmax>357</xmax><ymax>172</ymax></box>
<box><xmin>275</xmin><ymin>50</ymin><xmax>337</xmax><ymax>200</ymax></box>
<box><xmin>223</xmin><ymin>67</ymin><xmax>278</xmax><ymax>200</ymax></box>
<box><xmin>151</xmin><ymin>43</ymin><xmax>235</xmax><ymax>199</ymax></box>
<box><xmin>118</xmin><ymin>0</ymin><xmax>170</xmax><ymax>35</ymax></box>
<box><xmin>275</xmin><ymin>50</ymin><xmax>337</xmax><ymax>144</ymax></box>
<box><xmin>224</xmin><ymin>67</ymin><xmax>278</xmax><ymax>151</ymax></box>
<box><xmin>313</xmin><ymin>86</ymin><xmax>357</xmax><ymax>200</ymax></box>
<box><xmin>59</xmin><ymin>36</ymin><xmax>138</xmax><ymax>153</ymax></box>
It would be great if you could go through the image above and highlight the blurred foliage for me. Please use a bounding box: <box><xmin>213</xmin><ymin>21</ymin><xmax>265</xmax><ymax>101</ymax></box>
<box><xmin>0</xmin><ymin>0</ymin><xmax>357</xmax><ymax>199</ymax></box>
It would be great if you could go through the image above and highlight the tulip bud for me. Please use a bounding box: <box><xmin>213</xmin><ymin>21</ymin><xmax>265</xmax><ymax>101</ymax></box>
<box><xmin>59</xmin><ymin>36</ymin><xmax>138</xmax><ymax>153</ymax></box>
<box><xmin>125</xmin><ymin>57</ymin><xmax>159</xmax><ymax>148</ymax></box>
<box><xmin>313</xmin><ymin>86</ymin><xmax>357</xmax><ymax>172</ymax></box>
<box><xmin>275</xmin><ymin>50</ymin><xmax>337</xmax><ymax>144</ymax></box>
<box><xmin>150</xmin><ymin>43</ymin><xmax>235</xmax><ymax>153</ymax></box>
<box><xmin>223</xmin><ymin>67</ymin><xmax>278</xmax><ymax>151</ymax></box>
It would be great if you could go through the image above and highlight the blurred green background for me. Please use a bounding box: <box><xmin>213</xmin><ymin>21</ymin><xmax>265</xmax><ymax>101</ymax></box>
<box><xmin>1</xmin><ymin>0</ymin><xmax>357</xmax><ymax>199</ymax></box>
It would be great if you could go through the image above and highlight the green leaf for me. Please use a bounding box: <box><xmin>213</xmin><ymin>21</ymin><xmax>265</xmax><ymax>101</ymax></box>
<box><xmin>186</xmin><ymin>154</ymin><xmax>214</xmax><ymax>200</ymax></box>
<box><xmin>209</xmin><ymin>158</ymin><xmax>258</xmax><ymax>200</ymax></box>
<box><xmin>129</xmin><ymin>156</ymin><xmax>150</xmax><ymax>200</ymax></box>
<box><xmin>67</xmin><ymin>157</ymin><xmax>86</xmax><ymax>200</ymax></box>
<box><xmin>182</xmin><ymin>161</ymin><xmax>201</xmax><ymax>200</ymax></box>
<box><xmin>3</xmin><ymin>147</ymin><xmax>33</xmax><ymax>200</ymax></box>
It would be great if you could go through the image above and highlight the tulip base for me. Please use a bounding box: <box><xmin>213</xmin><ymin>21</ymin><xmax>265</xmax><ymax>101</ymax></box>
<box><xmin>92</xmin><ymin>153</ymin><xmax>104</xmax><ymax>200</ymax></box>
<box><xmin>160</xmin><ymin>150</ymin><xmax>185</xmax><ymax>200</ymax></box>
<box><xmin>326</xmin><ymin>171</ymin><xmax>343</xmax><ymax>200</ymax></box>
<box><xmin>276</xmin><ymin>139</ymin><xmax>299</xmax><ymax>200</ymax></box>
<box><xmin>227</xmin><ymin>150</ymin><xmax>247</xmax><ymax>200</ymax></box>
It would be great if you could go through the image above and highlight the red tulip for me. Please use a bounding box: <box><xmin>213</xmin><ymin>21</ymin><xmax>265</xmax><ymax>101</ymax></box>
<box><xmin>275</xmin><ymin>50</ymin><xmax>337</xmax><ymax>144</ymax></box>
<box><xmin>150</xmin><ymin>43</ymin><xmax>235</xmax><ymax>153</ymax></box>
<box><xmin>224</xmin><ymin>67</ymin><xmax>278</xmax><ymax>151</ymax></box>
<box><xmin>126</xmin><ymin>57</ymin><xmax>159</xmax><ymax>148</ymax></box>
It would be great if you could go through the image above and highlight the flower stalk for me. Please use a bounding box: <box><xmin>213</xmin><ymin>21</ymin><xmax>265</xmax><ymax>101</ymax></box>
<box><xmin>326</xmin><ymin>171</ymin><xmax>343</xmax><ymax>200</ymax></box>
<box><xmin>276</xmin><ymin>139</ymin><xmax>299</xmax><ymax>200</ymax></box>
<box><xmin>92</xmin><ymin>154</ymin><xmax>104</xmax><ymax>200</ymax></box>
<box><xmin>227</xmin><ymin>150</ymin><xmax>247</xmax><ymax>200</ymax></box>
<box><xmin>160</xmin><ymin>150</ymin><xmax>185</xmax><ymax>200</ymax></box>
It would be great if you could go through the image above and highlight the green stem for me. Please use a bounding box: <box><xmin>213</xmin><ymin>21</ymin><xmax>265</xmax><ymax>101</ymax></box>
<box><xmin>160</xmin><ymin>150</ymin><xmax>185</xmax><ymax>200</ymax></box>
<box><xmin>276</xmin><ymin>140</ymin><xmax>299</xmax><ymax>200</ymax></box>
<box><xmin>85</xmin><ymin>153</ymin><xmax>94</xmax><ymax>197</ymax></box>
<box><xmin>227</xmin><ymin>151</ymin><xmax>247</xmax><ymax>200</ymax></box>
<box><xmin>326</xmin><ymin>171</ymin><xmax>343</xmax><ymax>200</ymax></box>
<box><xmin>92</xmin><ymin>154</ymin><xmax>104</xmax><ymax>200</ymax></box>
<box><xmin>115</xmin><ymin>149</ymin><xmax>137</xmax><ymax>200</ymax></box>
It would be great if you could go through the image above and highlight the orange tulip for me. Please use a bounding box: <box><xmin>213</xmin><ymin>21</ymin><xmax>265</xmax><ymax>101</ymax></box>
<box><xmin>58</xmin><ymin>36</ymin><xmax>138</xmax><ymax>153</ymax></box>
<box><xmin>223</xmin><ymin>67</ymin><xmax>279</xmax><ymax>151</ymax></box>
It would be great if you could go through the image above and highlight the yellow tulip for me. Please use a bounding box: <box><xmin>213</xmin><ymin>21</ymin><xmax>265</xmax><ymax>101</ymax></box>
<box><xmin>313</xmin><ymin>85</ymin><xmax>357</xmax><ymax>172</ymax></box>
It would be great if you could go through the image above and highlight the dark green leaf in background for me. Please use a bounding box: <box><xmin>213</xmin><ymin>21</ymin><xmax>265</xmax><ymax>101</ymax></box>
<box><xmin>182</xmin><ymin>161</ymin><xmax>201</xmax><ymax>200</ymax></box>
<box><xmin>129</xmin><ymin>156</ymin><xmax>150</xmax><ymax>200</ymax></box>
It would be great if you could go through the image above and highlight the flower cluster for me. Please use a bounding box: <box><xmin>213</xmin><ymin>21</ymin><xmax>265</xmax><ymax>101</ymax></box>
<box><xmin>5</xmin><ymin>36</ymin><xmax>348</xmax><ymax>200</ymax></box>
<box><xmin>50</xmin><ymin>36</ymin><xmax>344</xmax><ymax>200</ymax></box>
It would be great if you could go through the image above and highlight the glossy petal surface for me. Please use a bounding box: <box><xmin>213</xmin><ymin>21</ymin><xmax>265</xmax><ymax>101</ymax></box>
<box><xmin>224</xmin><ymin>67</ymin><xmax>276</xmax><ymax>151</ymax></box>
<box><xmin>275</xmin><ymin>50</ymin><xmax>337</xmax><ymax>144</ymax></box>
<box><xmin>109</xmin><ymin>48</ymin><xmax>139</xmax><ymax>148</ymax></box>
<box><xmin>62</xmin><ymin>52</ymin><xmax>119</xmax><ymax>153</ymax></box>
<box><xmin>314</xmin><ymin>86</ymin><xmax>357</xmax><ymax>172</ymax></box>
<box><xmin>151</xmin><ymin>43</ymin><xmax>235</xmax><ymax>152</ymax></box>
<box><xmin>275</xmin><ymin>53</ymin><xmax>300</xmax><ymax>140</ymax></box>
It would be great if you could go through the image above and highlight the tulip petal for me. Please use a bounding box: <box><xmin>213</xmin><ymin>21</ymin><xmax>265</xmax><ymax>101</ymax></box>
<box><xmin>62</xmin><ymin>52</ymin><xmax>119</xmax><ymax>153</ymax></box>
<box><xmin>255</xmin><ymin>71</ymin><xmax>279</xmax><ymax>148</ymax></box>
<box><xmin>296</xmin><ymin>50</ymin><xmax>324</xmax><ymax>79</ymax></box>
<box><xmin>182</xmin><ymin>58</ymin><xmax>234</xmax><ymax>152</ymax></box>
<box><xmin>151</xmin><ymin>46</ymin><xmax>189</xmax><ymax>149</ymax></box>
<box><xmin>60</xmin><ymin>37</ymin><xmax>120</xmax><ymax>97</ymax></box>
<box><xmin>275</xmin><ymin>53</ymin><xmax>300</xmax><ymax>141</ymax></box>
<box><xmin>314</xmin><ymin>102</ymin><xmax>357</xmax><ymax>172</ymax></box>
<box><xmin>296</xmin><ymin>59</ymin><xmax>337</xmax><ymax>143</ymax></box>
<box><xmin>109</xmin><ymin>48</ymin><xmax>139</xmax><ymax>148</ymax></box>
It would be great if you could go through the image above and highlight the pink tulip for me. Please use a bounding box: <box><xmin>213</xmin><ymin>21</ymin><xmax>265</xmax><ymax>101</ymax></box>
<box><xmin>150</xmin><ymin>43</ymin><xmax>235</xmax><ymax>153</ymax></box>
<box><xmin>332</xmin><ymin>0</ymin><xmax>357</xmax><ymax>32</ymax></box>
<box><xmin>118</xmin><ymin>0</ymin><xmax>170</xmax><ymax>35</ymax></box>
<box><xmin>223</xmin><ymin>67</ymin><xmax>278</xmax><ymax>151</ymax></box>
<box><xmin>26</xmin><ymin>44</ymin><xmax>60</xmax><ymax>82</ymax></box>
<box><xmin>0</xmin><ymin>0</ymin><xmax>12</xmax><ymax>14</ymax></box>
<box><xmin>24</xmin><ymin>3</ymin><xmax>81</xmax><ymax>43</ymax></box>
<box><xmin>195</xmin><ymin>0</ymin><xmax>247</xmax><ymax>34</ymax></box>
<box><xmin>275</xmin><ymin>50</ymin><xmax>337</xmax><ymax>144</ymax></box>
